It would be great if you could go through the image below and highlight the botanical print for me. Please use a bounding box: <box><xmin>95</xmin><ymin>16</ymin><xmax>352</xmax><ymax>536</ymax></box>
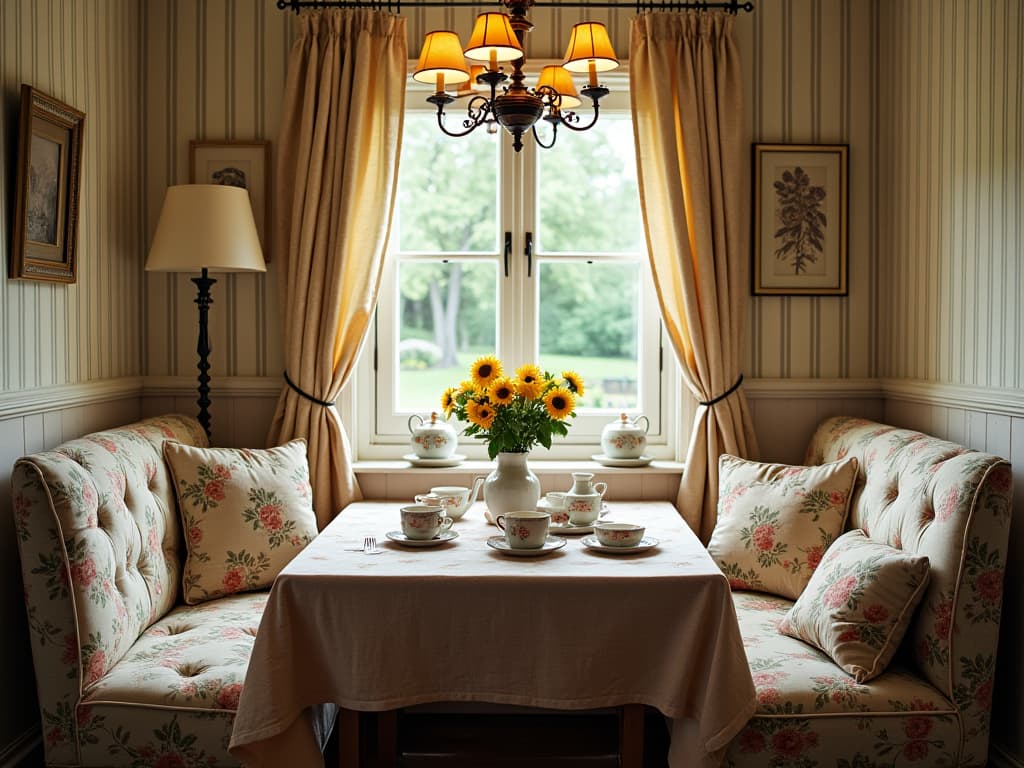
<box><xmin>738</xmin><ymin>506</ymin><xmax>787</xmax><ymax>568</ymax></box>
<box><xmin>772</xmin><ymin>165</ymin><xmax>827</xmax><ymax>275</ymax></box>
<box><xmin>178</xmin><ymin>461</ymin><xmax>235</xmax><ymax>515</ymax></box>
<box><xmin>242</xmin><ymin>488</ymin><xmax>307</xmax><ymax>548</ymax></box>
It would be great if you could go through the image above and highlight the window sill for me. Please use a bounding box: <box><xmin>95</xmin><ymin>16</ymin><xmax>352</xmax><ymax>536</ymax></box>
<box><xmin>353</xmin><ymin>459</ymin><xmax>684</xmax><ymax>503</ymax></box>
<box><xmin>353</xmin><ymin>458</ymin><xmax>684</xmax><ymax>474</ymax></box>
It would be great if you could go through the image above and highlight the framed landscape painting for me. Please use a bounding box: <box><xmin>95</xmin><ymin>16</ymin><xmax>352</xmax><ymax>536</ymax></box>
<box><xmin>752</xmin><ymin>143</ymin><xmax>848</xmax><ymax>296</ymax></box>
<box><xmin>190</xmin><ymin>140</ymin><xmax>271</xmax><ymax>261</ymax></box>
<box><xmin>10</xmin><ymin>85</ymin><xmax>85</xmax><ymax>283</ymax></box>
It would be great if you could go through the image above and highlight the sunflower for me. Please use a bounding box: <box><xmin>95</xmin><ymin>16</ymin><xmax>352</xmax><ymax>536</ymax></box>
<box><xmin>470</xmin><ymin>355</ymin><xmax>503</xmax><ymax>389</ymax></box>
<box><xmin>516</xmin><ymin>364</ymin><xmax>543</xmax><ymax>385</ymax></box>
<box><xmin>440</xmin><ymin>387</ymin><xmax>458</xmax><ymax>416</ymax></box>
<box><xmin>466</xmin><ymin>399</ymin><xmax>496</xmax><ymax>430</ymax></box>
<box><xmin>561</xmin><ymin>370</ymin><xmax>585</xmax><ymax>397</ymax></box>
<box><xmin>458</xmin><ymin>379</ymin><xmax>476</xmax><ymax>396</ymax></box>
<box><xmin>543</xmin><ymin>387</ymin><xmax>575</xmax><ymax>420</ymax></box>
<box><xmin>515</xmin><ymin>376</ymin><xmax>544</xmax><ymax>401</ymax></box>
<box><xmin>487</xmin><ymin>377</ymin><xmax>516</xmax><ymax>406</ymax></box>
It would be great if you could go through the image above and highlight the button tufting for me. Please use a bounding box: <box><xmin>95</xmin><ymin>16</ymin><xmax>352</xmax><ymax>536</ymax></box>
<box><xmin>175</xmin><ymin>663</ymin><xmax>208</xmax><ymax>677</ymax></box>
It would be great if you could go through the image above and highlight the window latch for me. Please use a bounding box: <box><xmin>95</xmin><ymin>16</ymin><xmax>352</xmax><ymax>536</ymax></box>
<box><xmin>525</xmin><ymin>231</ymin><xmax>533</xmax><ymax>278</ymax></box>
<box><xmin>504</xmin><ymin>231</ymin><xmax>511</xmax><ymax>278</ymax></box>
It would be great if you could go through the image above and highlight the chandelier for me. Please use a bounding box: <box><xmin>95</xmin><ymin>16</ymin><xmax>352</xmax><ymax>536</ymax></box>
<box><xmin>412</xmin><ymin>0</ymin><xmax>619</xmax><ymax>152</ymax></box>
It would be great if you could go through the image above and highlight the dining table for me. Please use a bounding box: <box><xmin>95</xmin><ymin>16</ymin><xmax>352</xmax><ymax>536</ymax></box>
<box><xmin>228</xmin><ymin>500</ymin><xmax>756</xmax><ymax>768</ymax></box>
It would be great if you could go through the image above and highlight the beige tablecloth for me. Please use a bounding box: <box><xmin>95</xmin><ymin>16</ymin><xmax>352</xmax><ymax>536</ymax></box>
<box><xmin>229</xmin><ymin>501</ymin><xmax>755</xmax><ymax>767</ymax></box>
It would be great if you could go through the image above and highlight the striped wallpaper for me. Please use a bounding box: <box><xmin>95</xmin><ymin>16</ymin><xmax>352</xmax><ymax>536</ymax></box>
<box><xmin>878</xmin><ymin>0</ymin><xmax>1023</xmax><ymax>390</ymax></box>
<box><xmin>0</xmin><ymin>0</ymin><xmax>143</xmax><ymax>391</ymax></box>
<box><xmin>741</xmin><ymin>0</ymin><xmax>876</xmax><ymax>380</ymax></box>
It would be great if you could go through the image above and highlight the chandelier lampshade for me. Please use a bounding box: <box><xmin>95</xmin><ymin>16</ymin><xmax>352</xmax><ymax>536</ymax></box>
<box><xmin>464</xmin><ymin>12</ymin><xmax>522</xmax><ymax>68</ymax></box>
<box><xmin>563</xmin><ymin>22</ymin><xmax>619</xmax><ymax>85</ymax></box>
<box><xmin>413</xmin><ymin>30</ymin><xmax>470</xmax><ymax>91</ymax></box>
<box><xmin>535</xmin><ymin>65</ymin><xmax>582</xmax><ymax>109</ymax></box>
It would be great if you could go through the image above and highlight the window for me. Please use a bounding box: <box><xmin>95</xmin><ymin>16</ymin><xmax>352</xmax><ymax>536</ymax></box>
<box><xmin>354</xmin><ymin>75</ymin><xmax>675</xmax><ymax>460</ymax></box>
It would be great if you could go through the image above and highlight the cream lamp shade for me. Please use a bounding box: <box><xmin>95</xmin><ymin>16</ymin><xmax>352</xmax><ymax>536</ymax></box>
<box><xmin>563</xmin><ymin>22</ymin><xmax>619</xmax><ymax>86</ymax></box>
<box><xmin>413</xmin><ymin>31</ymin><xmax>471</xmax><ymax>91</ymax></box>
<box><xmin>146</xmin><ymin>185</ymin><xmax>265</xmax><ymax>273</ymax></box>
<box><xmin>535</xmin><ymin>65</ymin><xmax>582</xmax><ymax>109</ymax></box>
<box><xmin>464</xmin><ymin>12</ymin><xmax>522</xmax><ymax>68</ymax></box>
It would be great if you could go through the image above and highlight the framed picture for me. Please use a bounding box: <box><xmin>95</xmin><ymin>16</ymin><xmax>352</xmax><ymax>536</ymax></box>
<box><xmin>190</xmin><ymin>140</ymin><xmax>271</xmax><ymax>261</ymax></box>
<box><xmin>752</xmin><ymin>143</ymin><xmax>848</xmax><ymax>296</ymax></box>
<box><xmin>10</xmin><ymin>85</ymin><xmax>85</xmax><ymax>283</ymax></box>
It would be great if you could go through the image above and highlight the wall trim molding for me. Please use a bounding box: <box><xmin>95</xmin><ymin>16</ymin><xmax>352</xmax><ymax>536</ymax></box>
<box><xmin>747</xmin><ymin>377</ymin><xmax>1024</xmax><ymax>418</ymax></box>
<box><xmin>880</xmin><ymin>378</ymin><xmax>1024</xmax><ymax>417</ymax></box>
<box><xmin>746</xmin><ymin>377</ymin><xmax>882</xmax><ymax>399</ymax></box>
<box><xmin>990</xmin><ymin>742</ymin><xmax>1024</xmax><ymax>768</ymax></box>
<box><xmin>0</xmin><ymin>725</ymin><xmax>40</xmax><ymax>768</ymax></box>
<box><xmin>0</xmin><ymin>377</ymin><xmax>144</xmax><ymax>421</ymax></box>
<box><xmin>142</xmin><ymin>376</ymin><xmax>281</xmax><ymax>399</ymax></box>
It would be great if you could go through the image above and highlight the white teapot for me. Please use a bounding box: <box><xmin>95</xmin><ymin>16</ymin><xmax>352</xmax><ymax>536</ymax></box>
<box><xmin>600</xmin><ymin>413</ymin><xmax>650</xmax><ymax>459</ymax></box>
<box><xmin>407</xmin><ymin>411</ymin><xmax>458</xmax><ymax>459</ymax></box>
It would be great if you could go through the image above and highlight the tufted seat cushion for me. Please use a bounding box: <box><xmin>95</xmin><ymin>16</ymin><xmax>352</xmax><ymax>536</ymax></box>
<box><xmin>83</xmin><ymin>591</ymin><xmax>266</xmax><ymax>710</ymax></box>
<box><xmin>727</xmin><ymin>592</ymin><xmax>961</xmax><ymax>766</ymax></box>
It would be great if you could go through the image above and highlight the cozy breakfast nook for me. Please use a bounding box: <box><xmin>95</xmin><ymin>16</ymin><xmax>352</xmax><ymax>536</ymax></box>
<box><xmin>3</xmin><ymin>0</ymin><xmax>1022</xmax><ymax>766</ymax></box>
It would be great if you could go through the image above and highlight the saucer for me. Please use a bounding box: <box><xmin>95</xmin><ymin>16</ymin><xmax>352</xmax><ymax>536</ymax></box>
<box><xmin>404</xmin><ymin>453</ymin><xmax>466</xmax><ymax>468</ymax></box>
<box><xmin>580</xmin><ymin>535</ymin><xmax>659</xmax><ymax>554</ymax></box>
<box><xmin>385</xmin><ymin>529</ymin><xmax>460</xmax><ymax>547</ymax></box>
<box><xmin>486</xmin><ymin>535</ymin><xmax>566</xmax><ymax>557</ymax></box>
<box><xmin>549</xmin><ymin>522</ymin><xmax>594</xmax><ymax>535</ymax></box>
<box><xmin>592</xmin><ymin>454</ymin><xmax>653</xmax><ymax>468</ymax></box>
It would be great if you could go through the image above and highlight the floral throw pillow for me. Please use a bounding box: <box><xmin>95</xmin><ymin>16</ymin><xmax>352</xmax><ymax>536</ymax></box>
<box><xmin>164</xmin><ymin>440</ymin><xmax>317</xmax><ymax>604</ymax></box>
<box><xmin>779</xmin><ymin>529</ymin><xmax>930</xmax><ymax>682</ymax></box>
<box><xmin>708</xmin><ymin>455</ymin><xmax>859</xmax><ymax>599</ymax></box>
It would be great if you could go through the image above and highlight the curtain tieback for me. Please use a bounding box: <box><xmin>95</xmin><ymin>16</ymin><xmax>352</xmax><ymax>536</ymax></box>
<box><xmin>698</xmin><ymin>374</ymin><xmax>744</xmax><ymax>407</ymax></box>
<box><xmin>284</xmin><ymin>371</ymin><xmax>336</xmax><ymax>408</ymax></box>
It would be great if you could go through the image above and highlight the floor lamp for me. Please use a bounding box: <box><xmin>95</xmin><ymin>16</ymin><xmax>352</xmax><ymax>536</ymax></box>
<box><xmin>145</xmin><ymin>184</ymin><xmax>266</xmax><ymax>440</ymax></box>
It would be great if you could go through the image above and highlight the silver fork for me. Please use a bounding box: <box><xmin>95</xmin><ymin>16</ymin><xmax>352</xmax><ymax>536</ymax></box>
<box><xmin>362</xmin><ymin>535</ymin><xmax>382</xmax><ymax>555</ymax></box>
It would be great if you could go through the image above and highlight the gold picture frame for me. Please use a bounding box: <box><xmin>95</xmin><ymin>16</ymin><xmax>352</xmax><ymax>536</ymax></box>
<box><xmin>752</xmin><ymin>143</ymin><xmax>848</xmax><ymax>296</ymax></box>
<box><xmin>190</xmin><ymin>140</ymin><xmax>271</xmax><ymax>262</ymax></box>
<box><xmin>10</xmin><ymin>85</ymin><xmax>85</xmax><ymax>283</ymax></box>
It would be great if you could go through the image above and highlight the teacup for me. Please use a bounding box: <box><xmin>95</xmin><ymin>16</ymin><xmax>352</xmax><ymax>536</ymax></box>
<box><xmin>594</xmin><ymin>521</ymin><xmax>645</xmax><ymax>548</ymax></box>
<box><xmin>424</xmin><ymin>483</ymin><xmax>478</xmax><ymax>520</ymax></box>
<box><xmin>400</xmin><ymin>504</ymin><xmax>453</xmax><ymax>541</ymax></box>
<box><xmin>414</xmin><ymin>492</ymin><xmax>459</xmax><ymax>517</ymax></box>
<box><xmin>566</xmin><ymin>494</ymin><xmax>602</xmax><ymax>526</ymax></box>
<box><xmin>495</xmin><ymin>510</ymin><xmax>550</xmax><ymax>549</ymax></box>
<box><xmin>536</xmin><ymin>492</ymin><xmax>569</xmax><ymax>525</ymax></box>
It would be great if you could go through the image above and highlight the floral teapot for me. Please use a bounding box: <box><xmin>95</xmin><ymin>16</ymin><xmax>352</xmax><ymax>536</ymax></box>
<box><xmin>600</xmin><ymin>413</ymin><xmax>650</xmax><ymax>459</ymax></box>
<box><xmin>408</xmin><ymin>411</ymin><xmax>458</xmax><ymax>459</ymax></box>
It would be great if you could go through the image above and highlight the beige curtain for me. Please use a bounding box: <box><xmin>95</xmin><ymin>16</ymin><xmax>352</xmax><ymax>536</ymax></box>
<box><xmin>268</xmin><ymin>9</ymin><xmax>406</xmax><ymax>529</ymax></box>
<box><xmin>630</xmin><ymin>11</ymin><xmax>758</xmax><ymax>543</ymax></box>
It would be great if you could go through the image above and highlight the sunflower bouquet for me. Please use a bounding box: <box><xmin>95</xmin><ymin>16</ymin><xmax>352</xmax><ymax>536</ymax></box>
<box><xmin>441</xmin><ymin>355</ymin><xmax>584</xmax><ymax>460</ymax></box>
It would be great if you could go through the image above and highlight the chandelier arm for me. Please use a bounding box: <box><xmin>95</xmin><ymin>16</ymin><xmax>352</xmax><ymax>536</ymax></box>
<box><xmin>428</xmin><ymin>93</ymin><xmax>493</xmax><ymax>139</ymax></box>
<box><xmin>557</xmin><ymin>103</ymin><xmax>601</xmax><ymax>133</ymax></box>
<box><xmin>531</xmin><ymin>122</ymin><xmax>558</xmax><ymax>150</ymax></box>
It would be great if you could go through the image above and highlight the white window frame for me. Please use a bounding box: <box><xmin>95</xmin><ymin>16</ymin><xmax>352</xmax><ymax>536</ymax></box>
<box><xmin>351</xmin><ymin>63</ymin><xmax>680</xmax><ymax>461</ymax></box>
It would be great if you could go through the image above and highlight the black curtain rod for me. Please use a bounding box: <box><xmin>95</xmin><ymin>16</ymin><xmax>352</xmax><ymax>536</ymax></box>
<box><xmin>277</xmin><ymin>1</ymin><xmax>754</xmax><ymax>13</ymax></box>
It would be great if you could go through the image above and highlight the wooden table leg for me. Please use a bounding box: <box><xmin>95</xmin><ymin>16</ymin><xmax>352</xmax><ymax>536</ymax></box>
<box><xmin>338</xmin><ymin>707</ymin><xmax>360</xmax><ymax>768</ymax></box>
<box><xmin>376</xmin><ymin>709</ymin><xmax>398</xmax><ymax>767</ymax></box>
<box><xmin>619</xmin><ymin>704</ymin><xmax>644</xmax><ymax>768</ymax></box>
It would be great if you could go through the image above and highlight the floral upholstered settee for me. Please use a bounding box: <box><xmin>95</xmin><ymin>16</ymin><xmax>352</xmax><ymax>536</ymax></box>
<box><xmin>723</xmin><ymin>417</ymin><xmax>1012</xmax><ymax>768</ymax></box>
<box><xmin>12</xmin><ymin>415</ymin><xmax>266</xmax><ymax>767</ymax></box>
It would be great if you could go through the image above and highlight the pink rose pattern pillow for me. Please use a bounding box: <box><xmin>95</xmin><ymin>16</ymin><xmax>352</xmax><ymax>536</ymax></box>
<box><xmin>164</xmin><ymin>440</ymin><xmax>317</xmax><ymax>604</ymax></box>
<box><xmin>708</xmin><ymin>455</ymin><xmax>859</xmax><ymax>599</ymax></box>
<box><xmin>780</xmin><ymin>529</ymin><xmax>930</xmax><ymax>682</ymax></box>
